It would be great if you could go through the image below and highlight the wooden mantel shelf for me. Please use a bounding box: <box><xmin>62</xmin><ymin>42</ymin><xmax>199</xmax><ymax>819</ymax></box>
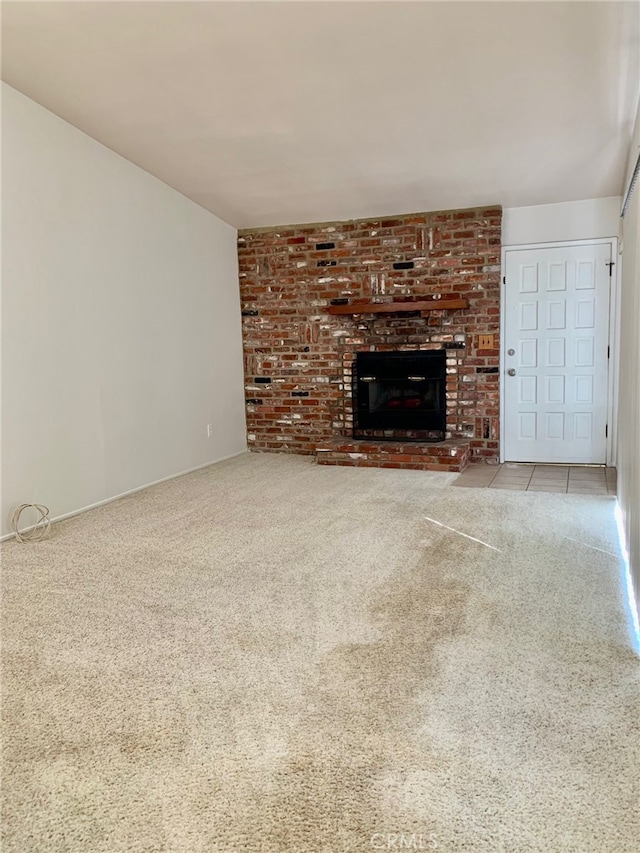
<box><xmin>327</xmin><ymin>298</ymin><xmax>468</xmax><ymax>315</ymax></box>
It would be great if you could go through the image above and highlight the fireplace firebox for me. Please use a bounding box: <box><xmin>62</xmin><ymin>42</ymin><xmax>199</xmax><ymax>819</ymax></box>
<box><xmin>353</xmin><ymin>350</ymin><xmax>446</xmax><ymax>441</ymax></box>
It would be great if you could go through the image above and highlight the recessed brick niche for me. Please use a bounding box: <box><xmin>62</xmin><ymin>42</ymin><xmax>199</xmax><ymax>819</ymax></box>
<box><xmin>237</xmin><ymin>205</ymin><xmax>501</xmax><ymax>470</ymax></box>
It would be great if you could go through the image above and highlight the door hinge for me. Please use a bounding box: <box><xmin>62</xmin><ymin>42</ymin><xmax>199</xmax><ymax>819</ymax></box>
<box><xmin>607</xmin><ymin>345</ymin><xmax>610</xmax><ymax>359</ymax></box>
<box><xmin>606</xmin><ymin>424</ymin><xmax>608</xmax><ymax>438</ymax></box>
<box><xmin>607</xmin><ymin>261</ymin><xmax>615</xmax><ymax>276</ymax></box>
<box><xmin>502</xmin><ymin>276</ymin><xmax>506</xmax><ymax>285</ymax></box>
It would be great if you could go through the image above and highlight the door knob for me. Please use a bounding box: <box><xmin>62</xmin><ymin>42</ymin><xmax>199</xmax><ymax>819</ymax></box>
<box><xmin>507</xmin><ymin>368</ymin><xmax>517</xmax><ymax>376</ymax></box>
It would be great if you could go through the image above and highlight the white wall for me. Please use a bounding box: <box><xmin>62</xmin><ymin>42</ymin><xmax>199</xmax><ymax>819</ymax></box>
<box><xmin>503</xmin><ymin>197</ymin><xmax>621</xmax><ymax>246</ymax></box>
<box><xmin>1</xmin><ymin>84</ymin><xmax>247</xmax><ymax>537</ymax></box>
<box><xmin>617</xmin><ymin>100</ymin><xmax>640</xmax><ymax>627</ymax></box>
<box><xmin>618</xmin><ymin>178</ymin><xmax>640</xmax><ymax>626</ymax></box>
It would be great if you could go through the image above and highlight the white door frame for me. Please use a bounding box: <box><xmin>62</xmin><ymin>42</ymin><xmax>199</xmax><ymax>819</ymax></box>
<box><xmin>500</xmin><ymin>238</ymin><xmax>620</xmax><ymax>466</ymax></box>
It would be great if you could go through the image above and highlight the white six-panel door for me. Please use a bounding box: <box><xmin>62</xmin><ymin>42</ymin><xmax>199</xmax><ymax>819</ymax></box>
<box><xmin>503</xmin><ymin>243</ymin><xmax>612</xmax><ymax>464</ymax></box>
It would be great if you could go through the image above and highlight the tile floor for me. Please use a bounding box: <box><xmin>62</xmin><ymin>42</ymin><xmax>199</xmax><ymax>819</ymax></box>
<box><xmin>454</xmin><ymin>463</ymin><xmax>617</xmax><ymax>495</ymax></box>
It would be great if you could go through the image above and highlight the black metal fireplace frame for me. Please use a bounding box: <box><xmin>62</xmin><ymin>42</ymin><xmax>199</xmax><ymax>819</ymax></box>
<box><xmin>353</xmin><ymin>350</ymin><xmax>447</xmax><ymax>442</ymax></box>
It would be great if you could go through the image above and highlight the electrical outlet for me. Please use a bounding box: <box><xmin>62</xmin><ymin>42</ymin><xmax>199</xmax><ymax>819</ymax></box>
<box><xmin>478</xmin><ymin>334</ymin><xmax>495</xmax><ymax>350</ymax></box>
<box><xmin>206</xmin><ymin>424</ymin><xmax>213</xmax><ymax>438</ymax></box>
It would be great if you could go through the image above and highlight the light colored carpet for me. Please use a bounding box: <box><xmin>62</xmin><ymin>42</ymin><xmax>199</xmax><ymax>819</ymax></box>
<box><xmin>1</xmin><ymin>452</ymin><xmax>638</xmax><ymax>852</ymax></box>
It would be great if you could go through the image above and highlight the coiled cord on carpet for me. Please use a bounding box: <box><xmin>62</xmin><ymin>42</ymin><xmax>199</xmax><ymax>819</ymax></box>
<box><xmin>11</xmin><ymin>504</ymin><xmax>51</xmax><ymax>543</ymax></box>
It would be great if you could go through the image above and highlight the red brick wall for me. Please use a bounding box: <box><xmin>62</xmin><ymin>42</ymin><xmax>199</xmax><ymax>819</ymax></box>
<box><xmin>237</xmin><ymin>205</ymin><xmax>502</xmax><ymax>461</ymax></box>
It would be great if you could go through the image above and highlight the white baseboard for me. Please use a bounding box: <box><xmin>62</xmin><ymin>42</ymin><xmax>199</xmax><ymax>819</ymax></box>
<box><xmin>0</xmin><ymin>451</ymin><xmax>248</xmax><ymax>542</ymax></box>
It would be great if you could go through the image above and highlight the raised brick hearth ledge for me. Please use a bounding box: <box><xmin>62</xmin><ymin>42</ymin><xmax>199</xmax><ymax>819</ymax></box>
<box><xmin>315</xmin><ymin>438</ymin><xmax>471</xmax><ymax>472</ymax></box>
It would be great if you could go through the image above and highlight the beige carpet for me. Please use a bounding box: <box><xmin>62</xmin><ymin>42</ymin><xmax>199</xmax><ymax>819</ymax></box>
<box><xmin>2</xmin><ymin>453</ymin><xmax>638</xmax><ymax>852</ymax></box>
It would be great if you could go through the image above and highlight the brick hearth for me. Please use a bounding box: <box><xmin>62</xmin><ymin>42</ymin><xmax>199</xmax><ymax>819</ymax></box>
<box><xmin>238</xmin><ymin>205</ymin><xmax>501</xmax><ymax>469</ymax></box>
<box><xmin>316</xmin><ymin>438</ymin><xmax>471</xmax><ymax>472</ymax></box>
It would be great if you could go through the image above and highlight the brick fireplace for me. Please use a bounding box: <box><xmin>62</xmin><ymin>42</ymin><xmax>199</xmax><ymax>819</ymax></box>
<box><xmin>237</xmin><ymin>205</ymin><xmax>501</xmax><ymax>471</ymax></box>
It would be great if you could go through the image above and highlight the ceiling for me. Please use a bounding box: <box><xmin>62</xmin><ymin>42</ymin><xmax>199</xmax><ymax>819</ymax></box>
<box><xmin>2</xmin><ymin>1</ymin><xmax>639</xmax><ymax>228</ymax></box>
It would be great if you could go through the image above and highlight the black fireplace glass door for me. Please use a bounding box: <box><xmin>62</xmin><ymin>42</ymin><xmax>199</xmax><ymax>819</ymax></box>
<box><xmin>354</xmin><ymin>351</ymin><xmax>446</xmax><ymax>436</ymax></box>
